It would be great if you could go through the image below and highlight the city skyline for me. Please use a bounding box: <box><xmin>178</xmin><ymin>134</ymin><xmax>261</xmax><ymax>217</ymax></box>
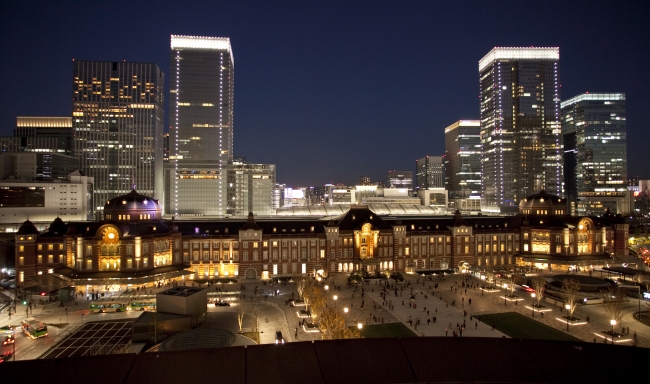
<box><xmin>1</xmin><ymin>1</ymin><xmax>649</xmax><ymax>187</ymax></box>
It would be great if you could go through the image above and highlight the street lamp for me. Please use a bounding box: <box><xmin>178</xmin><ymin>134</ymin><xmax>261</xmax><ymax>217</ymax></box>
<box><xmin>531</xmin><ymin>293</ymin><xmax>536</xmax><ymax>317</ymax></box>
<box><xmin>333</xmin><ymin>295</ymin><xmax>338</xmax><ymax>309</ymax></box>
<box><xmin>357</xmin><ymin>323</ymin><xmax>363</xmax><ymax>332</ymax></box>
<box><xmin>565</xmin><ymin>304</ymin><xmax>571</xmax><ymax>332</ymax></box>
<box><xmin>344</xmin><ymin>307</ymin><xmax>348</xmax><ymax>326</ymax></box>
<box><xmin>503</xmin><ymin>283</ymin><xmax>507</xmax><ymax>305</ymax></box>
<box><xmin>324</xmin><ymin>285</ymin><xmax>329</xmax><ymax>291</ymax></box>
<box><xmin>610</xmin><ymin>319</ymin><xmax>616</xmax><ymax>345</ymax></box>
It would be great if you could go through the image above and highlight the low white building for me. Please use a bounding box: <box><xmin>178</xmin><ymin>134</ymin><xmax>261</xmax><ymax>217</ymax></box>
<box><xmin>0</xmin><ymin>171</ymin><xmax>93</xmax><ymax>231</ymax></box>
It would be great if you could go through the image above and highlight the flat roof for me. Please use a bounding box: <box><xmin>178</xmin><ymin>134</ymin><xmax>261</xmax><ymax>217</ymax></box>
<box><xmin>158</xmin><ymin>286</ymin><xmax>204</xmax><ymax>297</ymax></box>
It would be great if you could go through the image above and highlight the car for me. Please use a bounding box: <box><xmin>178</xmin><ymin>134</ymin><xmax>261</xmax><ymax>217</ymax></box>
<box><xmin>0</xmin><ymin>350</ymin><xmax>13</xmax><ymax>363</ymax></box>
<box><xmin>275</xmin><ymin>331</ymin><xmax>284</xmax><ymax>344</ymax></box>
<box><xmin>2</xmin><ymin>335</ymin><xmax>14</xmax><ymax>346</ymax></box>
<box><xmin>215</xmin><ymin>300</ymin><xmax>230</xmax><ymax>306</ymax></box>
<box><xmin>0</xmin><ymin>326</ymin><xmax>14</xmax><ymax>334</ymax></box>
<box><xmin>519</xmin><ymin>285</ymin><xmax>535</xmax><ymax>293</ymax></box>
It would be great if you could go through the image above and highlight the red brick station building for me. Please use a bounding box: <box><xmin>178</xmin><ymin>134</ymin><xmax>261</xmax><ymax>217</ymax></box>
<box><xmin>14</xmin><ymin>189</ymin><xmax>628</xmax><ymax>292</ymax></box>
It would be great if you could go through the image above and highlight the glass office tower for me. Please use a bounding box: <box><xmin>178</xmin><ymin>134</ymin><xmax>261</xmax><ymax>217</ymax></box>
<box><xmin>478</xmin><ymin>47</ymin><xmax>562</xmax><ymax>213</ymax></box>
<box><xmin>415</xmin><ymin>156</ymin><xmax>444</xmax><ymax>191</ymax></box>
<box><xmin>561</xmin><ymin>93</ymin><xmax>627</xmax><ymax>215</ymax></box>
<box><xmin>72</xmin><ymin>61</ymin><xmax>164</xmax><ymax>219</ymax></box>
<box><xmin>170</xmin><ymin>35</ymin><xmax>234</xmax><ymax>163</ymax></box>
<box><xmin>444</xmin><ymin>120</ymin><xmax>482</xmax><ymax>198</ymax></box>
<box><xmin>169</xmin><ymin>35</ymin><xmax>234</xmax><ymax>217</ymax></box>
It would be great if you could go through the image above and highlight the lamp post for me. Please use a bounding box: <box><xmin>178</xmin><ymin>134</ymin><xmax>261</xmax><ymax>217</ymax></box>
<box><xmin>324</xmin><ymin>285</ymin><xmax>329</xmax><ymax>291</ymax></box>
<box><xmin>333</xmin><ymin>295</ymin><xmax>337</xmax><ymax>310</ymax></box>
<box><xmin>503</xmin><ymin>283</ymin><xmax>507</xmax><ymax>305</ymax></box>
<box><xmin>358</xmin><ymin>323</ymin><xmax>363</xmax><ymax>333</ymax></box>
<box><xmin>565</xmin><ymin>304</ymin><xmax>570</xmax><ymax>332</ymax></box>
<box><xmin>610</xmin><ymin>319</ymin><xmax>616</xmax><ymax>345</ymax></box>
<box><xmin>344</xmin><ymin>307</ymin><xmax>348</xmax><ymax>327</ymax></box>
<box><xmin>531</xmin><ymin>293</ymin><xmax>536</xmax><ymax>317</ymax></box>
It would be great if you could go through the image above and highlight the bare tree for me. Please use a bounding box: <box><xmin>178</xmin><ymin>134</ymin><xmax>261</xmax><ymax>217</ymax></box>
<box><xmin>530</xmin><ymin>275</ymin><xmax>546</xmax><ymax>307</ymax></box>
<box><xmin>603</xmin><ymin>286</ymin><xmax>626</xmax><ymax>333</ymax></box>
<box><xmin>507</xmin><ymin>274</ymin><xmax>516</xmax><ymax>296</ymax></box>
<box><xmin>309</xmin><ymin>287</ymin><xmax>327</xmax><ymax>322</ymax></box>
<box><xmin>296</xmin><ymin>277</ymin><xmax>308</xmax><ymax>301</ymax></box>
<box><xmin>236</xmin><ymin>303</ymin><xmax>247</xmax><ymax>334</ymax></box>
<box><xmin>635</xmin><ymin>273</ymin><xmax>650</xmax><ymax>294</ymax></box>
<box><xmin>251</xmin><ymin>306</ymin><xmax>261</xmax><ymax>333</ymax></box>
<box><xmin>318</xmin><ymin>308</ymin><xmax>361</xmax><ymax>340</ymax></box>
<box><xmin>562</xmin><ymin>279</ymin><xmax>580</xmax><ymax>319</ymax></box>
<box><xmin>485</xmin><ymin>269</ymin><xmax>496</xmax><ymax>288</ymax></box>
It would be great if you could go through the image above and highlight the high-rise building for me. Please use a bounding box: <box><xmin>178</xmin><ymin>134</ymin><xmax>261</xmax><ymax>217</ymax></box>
<box><xmin>479</xmin><ymin>47</ymin><xmax>562</xmax><ymax>213</ymax></box>
<box><xmin>163</xmin><ymin>133</ymin><xmax>170</xmax><ymax>162</ymax></box>
<box><xmin>170</xmin><ymin>35</ymin><xmax>233</xmax><ymax>163</ymax></box>
<box><xmin>561</xmin><ymin>93</ymin><xmax>628</xmax><ymax>215</ymax></box>
<box><xmin>168</xmin><ymin>35</ymin><xmax>234</xmax><ymax>217</ymax></box>
<box><xmin>72</xmin><ymin>60</ymin><xmax>164</xmax><ymax>219</ymax></box>
<box><xmin>415</xmin><ymin>156</ymin><xmax>444</xmax><ymax>191</ymax></box>
<box><xmin>444</xmin><ymin>120</ymin><xmax>481</xmax><ymax>198</ymax></box>
<box><xmin>387</xmin><ymin>171</ymin><xmax>413</xmax><ymax>190</ymax></box>
<box><xmin>359</xmin><ymin>176</ymin><xmax>371</xmax><ymax>186</ymax></box>
<box><xmin>15</xmin><ymin>116</ymin><xmax>73</xmax><ymax>155</ymax></box>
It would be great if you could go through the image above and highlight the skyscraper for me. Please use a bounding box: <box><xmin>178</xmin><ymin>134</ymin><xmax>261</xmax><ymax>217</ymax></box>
<box><xmin>72</xmin><ymin>61</ymin><xmax>164</xmax><ymax>218</ymax></box>
<box><xmin>170</xmin><ymin>35</ymin><xmax>234</xmax><ymax>163</ymax></box>
<box><xmin>167</xmin><ymin>35</ymin><xmax>235</xmax><ymax>217</ymax></box>
<box><xmin>444</xmin><ymin>120</ymin><xmax>481</xmax><ymax>198</ymax></box>
<box><xmin>561</xmin><ymin>93</ymin><xmax>627</xmax><ymax>215</ymax></box>
<box><xmin>478</xmin><ymin>47</ymin><xmax>562</xmax><ymax>213</ymax></box>
<box><xmin>415</xmin><ymin>156</ymin><xmax>444</xmax><ymax>190</ymax></box>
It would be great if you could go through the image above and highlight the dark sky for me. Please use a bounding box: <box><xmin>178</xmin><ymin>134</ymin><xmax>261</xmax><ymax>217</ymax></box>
<box><xmin>2</xmin><ymin>0</ymin><xmax>649</xmax><ymax>187</ymax></box>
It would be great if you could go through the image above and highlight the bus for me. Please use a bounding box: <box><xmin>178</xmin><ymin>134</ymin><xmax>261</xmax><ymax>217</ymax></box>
<box><xmin>20</xmin><ymin>318</ymin><xmax>47</xmax><ymax>339</ymax></box>
<box><xmin>89</xmin><ymin>301</ymin><xmax>127</xmax><ymax>313</ymax></box>
<box><xmin>127</xmin><ymin>300</ymin><xmax>156</xmax><ymax>311</ymax></box>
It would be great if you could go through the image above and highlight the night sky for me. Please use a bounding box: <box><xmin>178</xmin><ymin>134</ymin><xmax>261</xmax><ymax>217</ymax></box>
<box><xmin>1</xmin><ymin>1</ymin><xmax>649</xmax><ymax>187</ymax></box>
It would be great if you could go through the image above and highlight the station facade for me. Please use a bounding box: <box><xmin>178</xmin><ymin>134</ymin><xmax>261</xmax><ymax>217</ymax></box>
<box><xmin>14</xmin><ymin>190</ymin><xmax>629</xmax><ymax>290</ymax></box>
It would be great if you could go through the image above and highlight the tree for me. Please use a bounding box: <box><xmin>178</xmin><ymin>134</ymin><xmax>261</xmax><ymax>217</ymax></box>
<box><xmin>318</xmin><ymin>308</ymin><xmax>361</xmax><ymax>340</ymax></box>
<box><xmin>309</xmin><ymin>287</ymin><xmax>327</xmax><ymax>322</ymax></box>
<box><xmin>296</xmin><ymin>277</ymin><xmax>308</xmax><ymax>300</ymax></box>
<box><xmin>530</xmin><ymin>275</ymin><xmax>546</xmax><ymax>307</ymax></box>
<box><xmin>236</xmin><ymin>303</ymin><xmax>246</xmax><ymax>333</ymax></box>
<box><xmin>485</xmin><ymin>270</ymin><xmax>496</xmax><ymax>288</ymax></box>
<box><xmin>507</xmin><ymin>274</ymin><xmax>516</xmax><ymax>296</ymax></box>
<box><xmin>603</xmin><ymin>286</ymin><xmax>626</xmax><ymax>333</ymax></box>
<box><xmin>562</xmin><ymin>279</ymin><xmax>580</xmax><ymax>319</ymax></box>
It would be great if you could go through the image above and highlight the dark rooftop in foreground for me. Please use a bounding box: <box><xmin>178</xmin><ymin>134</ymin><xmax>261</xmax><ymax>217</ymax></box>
<box><xmin>158</xmin><ymin>286</ymin><xmax>203</xmax><ymax>296</ymax></box>
<box><xmin>2</xmin><ymin>337</ymin><xmax>649</xmax><ymax>383</ymax></box>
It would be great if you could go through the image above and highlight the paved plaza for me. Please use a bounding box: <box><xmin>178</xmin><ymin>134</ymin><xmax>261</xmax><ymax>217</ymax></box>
<box><xmin>256</xmin><ymin>272</ymin><xmax>650</xmax><ymax>348</ymax></box>
<box><xmin>1</xmin><ymin>270</ymin><xmax>649</xmax><ymax>360</ymax></box>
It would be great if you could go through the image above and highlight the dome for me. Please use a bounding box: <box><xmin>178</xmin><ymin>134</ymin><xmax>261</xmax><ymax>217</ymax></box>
<box><xmin>48</xmin><ymin>217</ymin><xmax>67</xmax><ymax>235</ymax></box>
<box><xmin>17</xmin><ymin>220</ymin><xmax>39</xmax><ymax>235</ymax></box>
<box><xmin>519</xmin><ymin>190</ymin><xmax>567</xmax><ymax>215</ymax></box>
<box><xmin>104</xmin><ymin>189</ymin><xmax>162</xmax><ymax>221</ymax></box>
